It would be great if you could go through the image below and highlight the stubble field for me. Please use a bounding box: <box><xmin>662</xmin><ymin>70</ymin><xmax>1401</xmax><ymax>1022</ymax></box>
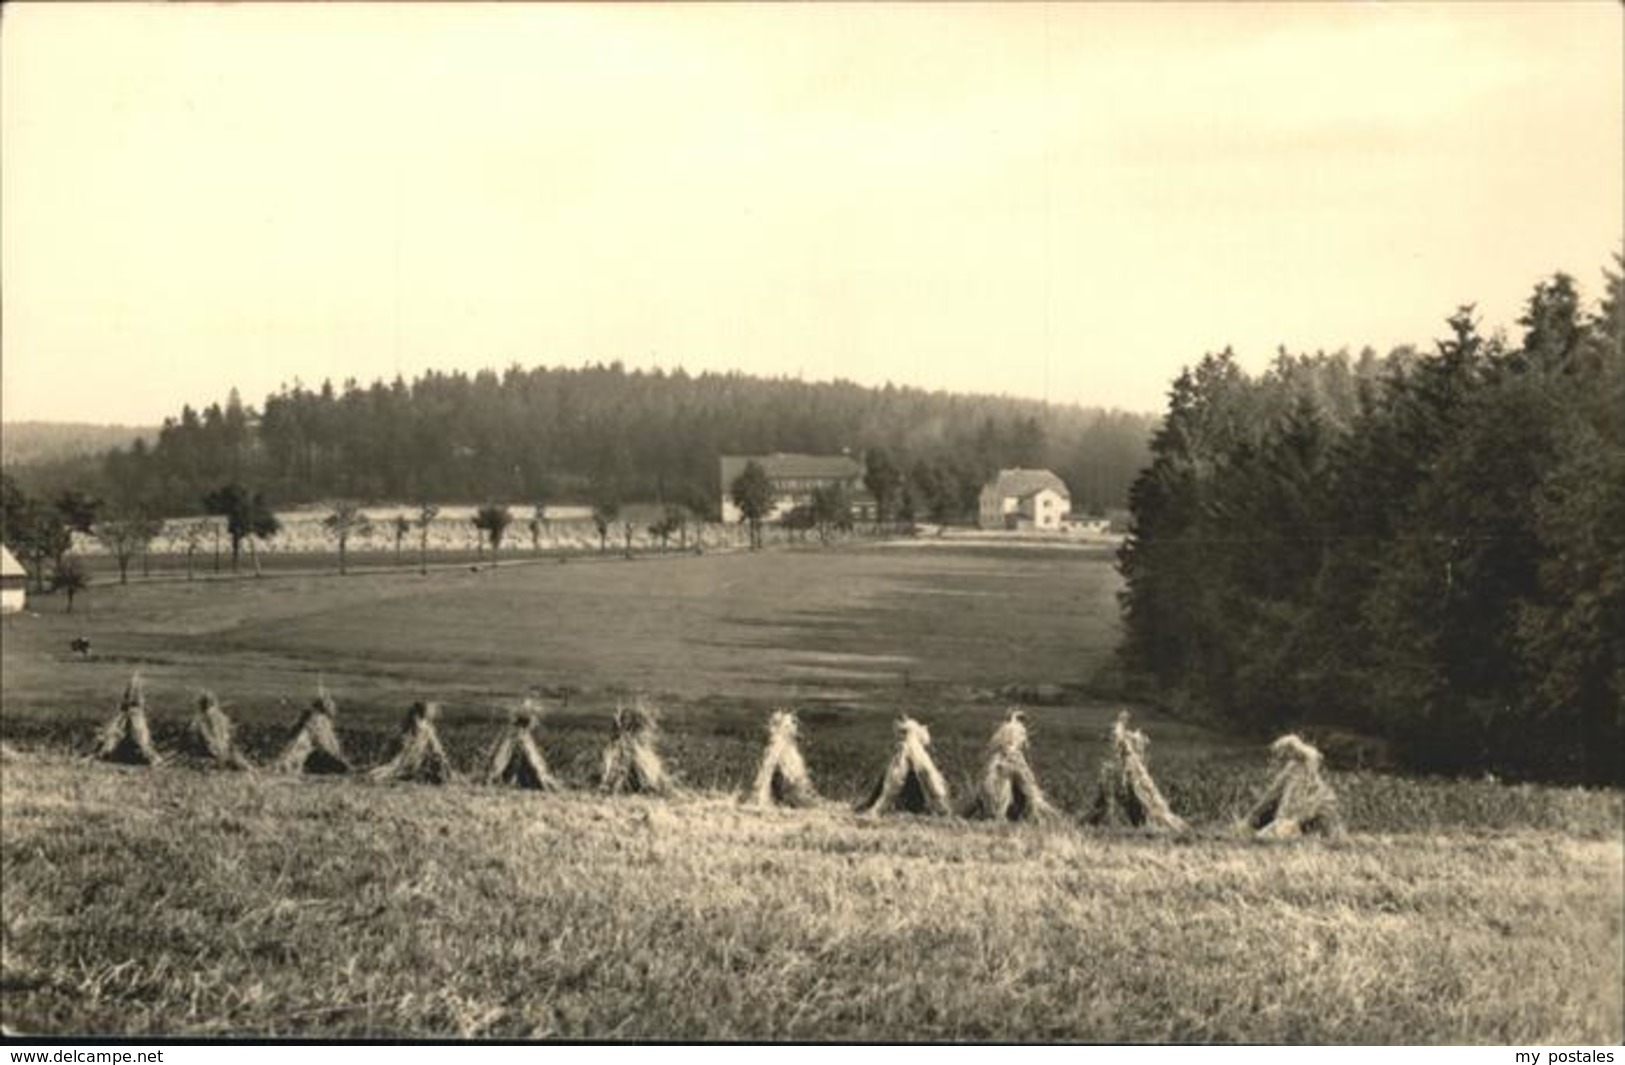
<box><xmin>1</xmin><ymin>543</ymin><xmax>1620</xmax><ymax>1040</ymax></box>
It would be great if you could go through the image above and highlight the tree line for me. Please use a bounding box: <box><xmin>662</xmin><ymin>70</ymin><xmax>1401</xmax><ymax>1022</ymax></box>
<box><xmin>5</xmin><ymin>367</ymin><xmax>1155</xmax><ymax>523</ymax></box>
<box><xmin>0</xmin><ymin>474</ymin><xmax>721</xmax><ymax>595</ymax></box>
<box><xmin>1118</xmin><ymin>262</ymin><xmax>1624</xmax><ymax>785</ymax></box>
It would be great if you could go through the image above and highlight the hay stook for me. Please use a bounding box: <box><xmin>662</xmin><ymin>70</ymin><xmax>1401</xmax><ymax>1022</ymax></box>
<box><xmin>1243</xmin><ymin>733</ymin><xmax>1345</xmax><ymax>839</ymax></box>
<box><xmin>858</xmin><ymin>715</ymin><xmax>952</xmax><ymax>816</ymax></box>
<box><xmin>372</xmin><ymin>700</ymin><xmax>458</xmax><ymax>784</ymax></box>
<box><xmin>273</xmin><ymin>687</ymin><xmax>352</xmax><ymax>775</ymax></box>
<box><xmin>962</xmin><ymin>709</ymin><xmax>1057</xmax><ymax>822</ymax></box>
<box><xmin>485</xmin><ymin>704</ymin><xmax>561</xmax><ymax>791</ymax></box>
<box><xmin>1084</xmin><ymin>711</ymin><xmax>1188</xmax><ymax>832</ymax></box>
<box><xmin>94</xmin><ymin>672</ymin><xmax>162</xmax><ymax>766</ymax></box>
<box><xmin>747</xmin><ymin>709</ymin><xmax>818</xmax><ymax>807</ymax></box>
<box><xmin>598</xmin><ymin>698</ymin><xmax>676</xmax><ymax>796</ymax></box>
<box><xmin>182</xmin><ymin>690</ymin><xmax>254</xmax><ymax>770</ymax></box>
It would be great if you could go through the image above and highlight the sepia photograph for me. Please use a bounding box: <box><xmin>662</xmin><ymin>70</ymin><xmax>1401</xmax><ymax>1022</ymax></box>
<box><xmin>1</xmin><ymin>0</ymin><xmax>1621</xmax><ymax>1047</ymax></box>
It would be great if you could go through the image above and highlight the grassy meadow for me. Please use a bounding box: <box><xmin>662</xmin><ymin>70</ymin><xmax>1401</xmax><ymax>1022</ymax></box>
<box><xmin>2</xmin><ymin>542</ymin><xmax>1621</xmax><ymax>1040</ymax></box>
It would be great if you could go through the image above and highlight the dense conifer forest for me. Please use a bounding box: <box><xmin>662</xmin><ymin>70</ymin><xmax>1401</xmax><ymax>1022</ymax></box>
<box><xmin>1118</xmin><ymin>262</ymin><xmax>1624</xmax><ymax>783</ymax></box>
<box><xmin>6</xmin><ymin>369</ymin><xmax>1156</xmax><ymax>521</ymax></box>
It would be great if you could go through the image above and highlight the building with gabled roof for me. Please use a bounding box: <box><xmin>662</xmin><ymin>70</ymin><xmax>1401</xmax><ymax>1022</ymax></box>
<box><xmin>719</xmin><ymin>453</ymin><xmax>875</xmax><ymax>524</ymax></box>
<box><xmin>978</xmin><ymin>468</ymin><xmax>1072</xmax><ymax>531</ymax></box>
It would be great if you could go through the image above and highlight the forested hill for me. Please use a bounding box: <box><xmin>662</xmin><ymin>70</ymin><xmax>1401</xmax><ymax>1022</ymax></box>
<box><xmin>1</xmin><ymin>422</ymin><xmax>155</xmax><ymax>469</ymax></box>
<box><xmin>10</xmin><ymin>367</ymin><xmax>1158</xmax><ymax>518</ymax></box>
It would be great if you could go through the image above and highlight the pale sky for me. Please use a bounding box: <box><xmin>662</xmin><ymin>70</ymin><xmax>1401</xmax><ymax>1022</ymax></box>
<box><xmin>2</xmin><ymin>2</ymin><xmax>1620</xmax><ymax>425</ymax></box>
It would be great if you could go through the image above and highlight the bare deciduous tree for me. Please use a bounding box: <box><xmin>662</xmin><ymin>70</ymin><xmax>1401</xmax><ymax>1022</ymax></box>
<box><xmin>93</xmin><ymin>509</ymin><xmax>165</xmax><ymax>584</ymax></box>
<box><xmin>417</xmin><ymin>503</ymin><xmax>439</xmax><ymax>576</ymax></box>
<box><xmin>51</xmin><ymin>556</ymin><xmax>89</xmax><ymax>613</ymax></box>
<box><xmin>323</xmin><ymin>501</ymin><xmax>371</xmax><ymax>576</ymax></box>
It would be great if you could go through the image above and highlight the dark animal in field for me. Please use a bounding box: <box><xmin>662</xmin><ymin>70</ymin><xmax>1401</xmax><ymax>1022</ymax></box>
<box><xmin>599</xmin><ymin>699</ymin><xmax>676</xmax><ymax>796</ymax></box>
<box><xmin>273</xmin><ymin>689</ymin><xmax>352</xmax><ymax>775</ymax></box>
<box><xmin>372</xmin><ymin>701</ymin><xmax>458</xmax><ymax>784</ymax></box>
<box><xmin>1085</xmin><ymin>711</ymin><xmax>1187</xmax><ymax>832</ymax></box>
<box><xmin>485</xmin><ymin>706</ymin><xmax>561</xmax><ymax>790</ymax></box>
<box><xmin>747</xmin><ymin>709</ymin><xmax>818</xmax><ymax>807</ymax></box>
<box><xmin>963</xmin><ymin>710</ymin><xmax>1057</xmax><ymax>822</ymax></box>
<box><xmin>1242</xmin><ymin>734</ymin><xmax>1345</xmax><ymax>839</ymax></box>
<box><xmin>94</xmin><ymin>673</ymin><xmax>161</xmax><ymax>766</ymax></box>
<box><xmin>70</xmin><ymin>637</ymin><xmax>91</xmax><ymax>658</ymax></box>
<box><xmin>858</xmin><ymin>716</ymin><xmax>952</xmax><ymax>816</ymax></box>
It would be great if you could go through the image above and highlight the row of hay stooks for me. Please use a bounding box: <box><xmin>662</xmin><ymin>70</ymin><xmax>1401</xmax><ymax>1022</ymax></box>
<box><xmin>86</xmin><ymin>673</ymin><xmax>1343</xmax><ymax>838</ymax></box>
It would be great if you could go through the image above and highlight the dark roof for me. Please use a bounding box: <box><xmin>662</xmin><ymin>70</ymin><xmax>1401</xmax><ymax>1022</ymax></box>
<box><xmin>985</xmin><ymin>468</ymin><xmax>1070</xmax><ymax>500</ymax></box>
<box><xmin>719</xmin><ymin>453</ymin><xmax>863</xmax><ymax>487</ymax></box>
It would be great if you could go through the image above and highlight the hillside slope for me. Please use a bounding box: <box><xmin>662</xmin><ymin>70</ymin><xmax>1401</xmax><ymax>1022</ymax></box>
<box><xmin>1</xmin><ymin>421</ymin><xmax>155</xmax><ymax>467</ymax></box>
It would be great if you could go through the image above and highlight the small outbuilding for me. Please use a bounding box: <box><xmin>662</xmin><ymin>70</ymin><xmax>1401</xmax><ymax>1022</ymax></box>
<box><xmin>1</xmin><ymin>545</ymin><xmax>27</xmax><ymax>614</ymax></box>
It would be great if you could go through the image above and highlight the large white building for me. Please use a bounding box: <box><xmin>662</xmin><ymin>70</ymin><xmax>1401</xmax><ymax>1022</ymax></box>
<box><xmin>719</xmin><ymin>453</ymin><xmax>876</xmax><ymax>524</ymax></box>
<box><xmin>1</xmin><ymin>545</ymin><xmax>27</xmax><ymax>613</ymax></box>
<box><xmin>977</xmin><ymin>468</ymin><xmax>1072</xmax><ymax>531</ymax></box>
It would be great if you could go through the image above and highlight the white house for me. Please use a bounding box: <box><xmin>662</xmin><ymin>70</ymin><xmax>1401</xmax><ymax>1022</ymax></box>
<box><xmin>977</xmin><ymin>469</ymin><xmax>1072</xmax><ymax>531</ymax></box>
<box><xmin>1</xmin><ymin>545</ymin><xmax>27</xmax><ymax>613</ymax></box>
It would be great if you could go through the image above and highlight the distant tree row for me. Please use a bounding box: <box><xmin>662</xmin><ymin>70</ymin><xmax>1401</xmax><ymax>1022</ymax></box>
<box><xmin>1118</xmin><ymin>262</ymin><xmax>1624</xmax><ymax>785</ymax></box>
<box><xmin>0</xmin><ymin>473</ymin><xmax>272</xmax><ymax>591</ymax></box>
<box><xmin>10</xmin><ymin>368</ymin><xmax>1157</xmax><ymax>522</ymax></box>
<box><xmin>0</xmin><ymin>476</ymin><xmax>704</xmax><ymax>594</ymax></box>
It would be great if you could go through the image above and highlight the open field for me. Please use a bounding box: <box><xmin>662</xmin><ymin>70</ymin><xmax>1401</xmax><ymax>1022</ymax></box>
<box><xmin>57</xmin><ymin>540</ymin><xmax>737</xmax><ymax>584</ymax></box>
<box><xmin>0</xmin><ymin>543</ymin><xmax>1129</xmax><ymax>792</ymax></box>
<box><xmin>3</xmin><ymin>542</ymin><xmax>1622</xmax><ymax>1040</ymax></box>
<box><xmin>5</xmin><ymin>542</ymin><xmax>1124</xmax><ymax>702</ymax></box>
<box><xmin>60</xmin><ymin>547</ymin><xmax>587</xmax><ymax>583</ymax></box>
<box><xmin>2</xmin><ymin>758</ymin><xmax>1619</xmax><ymax>1041</ymax></box>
